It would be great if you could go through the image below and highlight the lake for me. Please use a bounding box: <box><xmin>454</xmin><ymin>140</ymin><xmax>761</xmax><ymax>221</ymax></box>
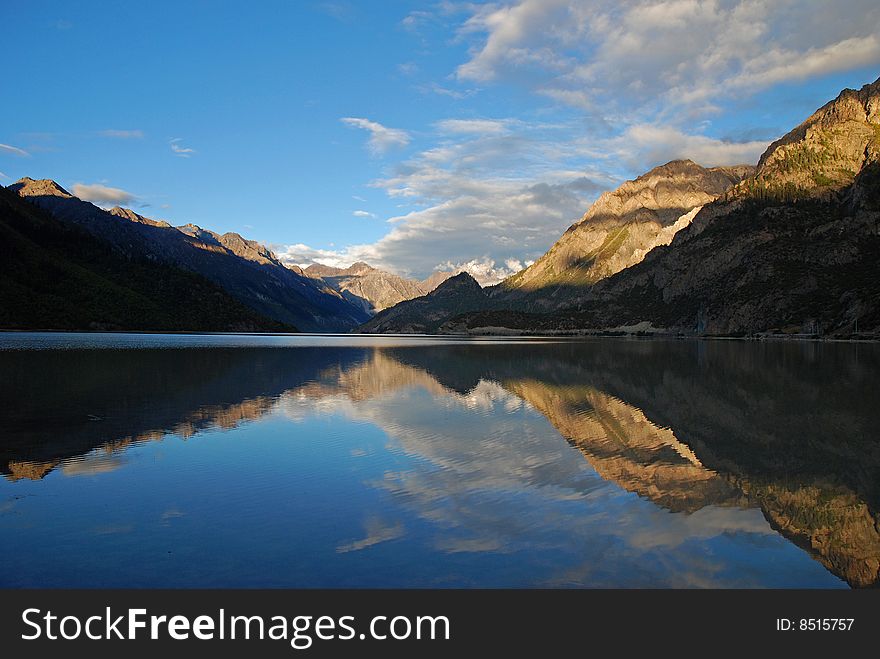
<box><xmin>1</xmin><ymin>333</ymin><xmax>878</xmax><ymax>588</ymax></box>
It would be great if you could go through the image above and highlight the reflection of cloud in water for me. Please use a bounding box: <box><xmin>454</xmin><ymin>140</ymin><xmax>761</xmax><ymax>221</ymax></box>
<box><xmin>92</xmin><ymin>524</ymin><xmax>134</xmax><ymax>536</ymax></box>
<box><xmin>613</xmin><ymin>505</ymin><xmax>773</xmax><ymax>550</ymax></box>
<box><xmin>4</xmin><ymin>340</ymin><xmax>872</xmax><ymax>587</ymax></box>
<box><xmin>461</xmin><ymin>381</ymin><xmax>514</xmax><ymax>411</ymax></box>
<box><xmin>277</xmin><ymin>392</ymin><xmax>360</xmax><ymax>423</ymax></box>
<box><xmin>269</xmin><ymin>352</ymin><xmax>819</xmax><ymax>587</ymax></box>
<box><xmin>62</xmin><ymin>452</ymin><xmax>127</xmax><ymax>478</ymax></box>
<box><xmin>161</xmin><ymin>509</ymin><xmax>186</xmax><ymax>524</ymax></box>
<box><xmin>337</xmin><ymin>516</ymin><xmax>405</xmax><ymax>553</ymax></box>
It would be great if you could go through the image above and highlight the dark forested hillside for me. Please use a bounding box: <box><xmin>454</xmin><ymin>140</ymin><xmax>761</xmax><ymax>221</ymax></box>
<box><xmin>0</xmin><ymin>185</ymin><xmax>294</xmax><ymax>332</ymax></box>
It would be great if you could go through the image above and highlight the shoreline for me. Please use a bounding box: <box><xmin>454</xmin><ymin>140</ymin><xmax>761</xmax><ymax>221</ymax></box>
<box><xmin>1</xmin><ymin>328</ymin><xmax>877</xmax><ymax>343</ymax></box>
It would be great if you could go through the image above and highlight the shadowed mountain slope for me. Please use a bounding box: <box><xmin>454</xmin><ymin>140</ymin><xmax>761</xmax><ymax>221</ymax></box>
<box><xmin>0</xmin><ymin>185</ymin><xmax>291</xmax><ymax>332</ymax></box>
<box><xmin>9</xmin><ymin>179</ymin><xmax>369</xmax><ymax>332</ymax></box>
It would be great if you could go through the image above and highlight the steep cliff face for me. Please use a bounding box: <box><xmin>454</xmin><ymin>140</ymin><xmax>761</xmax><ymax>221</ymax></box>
<box><xmin>583</xmin><ymin>77</ymin><xmax>880</xmax><ymax>335</ymax></box>
<box><xmin>357</xmin><ymin>160</ymin><xmax>750</xmax><ymax>333</ymax></box>
<box><xmin>444</xmin><ymin>77</ymin><xmax>880</xmax><ymax>337</ymax></box>
<box><xmin>753</xmin><ymin>77</ymin><xmax>880</xmax><ymax>193</ymax></box>
<box><xmin>9</xmin><ymin>179</ymin><xmax>370</xmax><ymax>332</ymax></box>
<box><xmin>304</xmin><ymin>262</ymin><xmax>454</xmax><ymax>313</ymax></box>
<box><xmin>496</xmin><ymin>160</ymin><xmax>752</xmax><ymax>306</ymax></box>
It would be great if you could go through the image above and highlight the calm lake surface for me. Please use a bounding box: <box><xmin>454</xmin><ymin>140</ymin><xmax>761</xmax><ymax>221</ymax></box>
<box><xmin>2</xmin><ymin>333</ymin><xmax>878</xmax><ymax>588</ymax></box>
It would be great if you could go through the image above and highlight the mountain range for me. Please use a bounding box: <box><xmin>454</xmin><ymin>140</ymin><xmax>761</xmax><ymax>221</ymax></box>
<box><xmin>1</xmin><ymin>179</ymin><xmax>457</xmax><ymax>332</ymax></box>
<box><xmin>358</xmin><ymin>160</ymin><xmax>755</xmax><ymax>333</ymax></box>
<box><xmin>6</xmin><ymin>179</ymin><xmax>372</xmax><ymax>332</ymax></box>
<box><xmin>303</xmin><ymin>261</ymin><xmax>454</xmax><ymax>313</ymax></box>
<box><xmin>0</xmin><ymin>185</ymin><xmax>291</xmax><ymax>332</ymax></box>
<box><xmin>360</xmin><ymin>76</ymin><xmax>880</xmax><ymax>337</ymax></box>
<box><xmin>3</xmin><ymin>76</ymin><xmax>879</xmax><ymax>336</ymax></box>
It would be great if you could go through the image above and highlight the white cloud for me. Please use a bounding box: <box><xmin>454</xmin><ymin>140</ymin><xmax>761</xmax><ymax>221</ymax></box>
<box><xmin>0</xmin><ymin>143</ymin><xmax>30</xmax><ymax>157</ymax></box>
<box><xmin>317</xmin><ymin>2</ymin><xmax>354</xmax><ymax>22</ymax></box>
<box><xmin>362</xmin><ymin>174</ymin><xmax>595</xmax><ymax>280</ymax></box>
<box><xmin>598</xmin><ymin>124</ymin><xmax>771</xmax><ymax>170</ymax></box>
<box><xmin>435</xmin><ymin>257</ymin><xmax>529</xmax><ymax>286</ymax></box>
<box><xmin>72</xmin><ymin>183</ymin><xmax>138</xmax><ymax>207</ymax></box>
<box><xmin>419</xmin><ymin>82</ymin><xmax>478</xmax><ymax>99</ymax></box>
<box><xmin>353</xmin><ymin>210</ymin><xmax>376</xmax><ymax>218</ymax></box>
<box><xmin>265</xmin><ymin>2</ymin><xmax>879</xmax><ymax>292</ymax></box>
<box><xmin>278</xmin><ymin>119</ymin><xmax>613</xmax><ymax>279</ymax></box>
<box><xmin>454</xmin><ymin>0</ymin><xmax>880</xmax><ymax>116</ymax></box>
<box><xmin>726</xmin><ymin>35</ymin><xmax>880</xmax><ymax>93</ymax></box>
<box><xmin>434</xmin><ymin>118</ymin><xmax>515</xmax><ymax>135</ymax></box>
<box><xmin>0</xmin><ymin>171</ymin><xmax>8</xmax><ymax>179</ymax></box>
<box><xmin>341</xmin><ymin>117</ymin><xmax>411</xmax><ymax>155</ymax></box>
<box><xmin>99</xmin><ymin>129</ymin><xmax>144</xmax><ymax>139</ymax></box>
<box><xmin>397</xmin><ymin>62</ymin><xmax>419</xmax><ymax>76</ymax></box>
<box><xmin>274</xmin><ymin>243</ymin><xmax>372</xmax><ymax>271</ymax></box>
<box><xmin>456</xmin><ymin>0</ymin><xmax>574</xmax><ymax>83</ymax></box>
<box><xmin>400</xmin><ymin>9</ymin><xmax>434</xmax><ymax>32</ymax></box>
<box><xmin>169</xmin><ymin>138</ymin><xmax>195</xmax><ymax>157</ymax></box>
<box><xmin>538</xmin><ymin>87</ymin><xmax>595</xmax><ymax>110</ymax></box>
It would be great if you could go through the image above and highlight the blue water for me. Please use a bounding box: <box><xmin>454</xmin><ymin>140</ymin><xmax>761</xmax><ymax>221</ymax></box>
<box><xmin>2</xmin><ymin>333</ymin><xmax>878</xmax><ymax>588</ymax></box>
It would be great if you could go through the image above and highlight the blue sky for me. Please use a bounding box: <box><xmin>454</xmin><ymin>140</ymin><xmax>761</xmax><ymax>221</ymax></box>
<box><xmin>2</xmin><ymin>1</ymin><xmax>879</xmax><ymax>282</ymax></box>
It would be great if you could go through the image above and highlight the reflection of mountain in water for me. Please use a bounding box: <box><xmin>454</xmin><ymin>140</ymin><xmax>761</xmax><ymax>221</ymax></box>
<box><xmin>383</xmin><ymin>341</ymin><xmax>880</xmax><ymax>588</ymax></box>
<box><xmin>504</xmin><ymin>382</ymin><xmax>741</xmax><ymax>513</ymax></box>
<box><xmin>3</xmin><ymin>340</ymin><xmax>878</xmax><ymax>586</ymax></box>
<box><xmin>0</xmin><ymin>347</ymin><xmax>371</xmax><ymax>479</ymax></box>
<box><xmin>511</xmin><ymin>380</ymin><xmax>879</xmax><ymax>588</ymax></box>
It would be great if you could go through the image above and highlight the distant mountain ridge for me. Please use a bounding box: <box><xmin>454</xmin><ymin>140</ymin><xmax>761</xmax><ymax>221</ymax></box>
<box><xmin>496</xmin><ymin>160</ymin><xmax>753</xmax><ymax>305</ymax></box>
<box><xmin>357</xmin><ymin>272</ymin><xmax>488</xmax><ymax>333</ymax></box>
<box><xmin>304</xmin><ymin>261</ymin><xmax>455</xmax><ymax>313</ymax></box>
<box><xmin>358</xmin><ymin>75</ymin><xmax>880</xmax><ymax>337</ymax></box>
<box><xmin>9</xmin><ymin>179</ymin><xmax>370</xmax><ymax>332</ymax></box>
<box><xmin>0</xmin><ymin>184</ymin><xmax>290</xmax><ymax>332</ymax></box>
<box><xmin>440</xmin><ymin>76</ymin><xmax>880</xmax><ymax>337</ymax></box>
<box><xmin>357</xmin><ymin>160</ymin><xmax>752</xmax><ymax>332</ymax></box>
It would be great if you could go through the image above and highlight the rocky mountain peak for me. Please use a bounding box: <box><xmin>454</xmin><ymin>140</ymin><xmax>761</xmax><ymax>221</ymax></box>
<box><xmin>10</xmin><ymin>177</ymin><xmax>72</xmax><ymax>198</ymax></box>
<box><xmin>750</xmin><ymin>76</ymin><xmax>880</xmax><ymax>194</ymax></box>
<box><xmin>497</xmin><ymin>159</ymin><xmax>752</xmax><ymax>299</ymax></box>
<box><xmin>304</xmin><ymin>261</ymin><xmax>457</xmax><ymax>314</ymax></box>
<box><xmin>574</xmin><ymin>159</ymin><xmax>753</xmax><ymax>230</ymax></box>
<box><xmin>346</xmin><ymin>261</ymin><xmax>375</xmax><ymax>275</ymax></box>
<box><xmin>421</xmin><ymin>270</ymin><xmax>457</xmax><ymax>291</ymax></box>
<box><xmin>218</xmin><ymin>231</ymin><xmax>280</xmax><ymax>265</ymax></box>
<box><xmin>430</xmin><ymin>271</ymin><xmax>481</xmax><ymax>298</ymax></box>
<box><xmin>178</xmin><ymin>223</ymin><xmax>204</xmax><ymax>235</ymax></box>
<box><xmin>303</xmin><ymin>263</ymin><xmax>342</xmax><ymax>277</ymax></box>
<box><xmin>108</xmin><ymin>206</ymin><xmax>171</xmax><ymax>228</ymax></box>
<box><xmin>355</xmin><ymin>270</ymin><xmax>486</xmax><ymax>333</ymax></box>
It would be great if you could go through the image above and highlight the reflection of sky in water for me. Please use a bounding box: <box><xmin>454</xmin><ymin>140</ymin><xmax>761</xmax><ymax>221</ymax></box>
<box><xmin>276</xmin><ymin>382</ymin><xmax>842</xmax><ymax>588</ymax></box>
<box><xmin>1</xmin><ymin>350</ymin><xmax>846</xmax><ymax>589</ymax></box>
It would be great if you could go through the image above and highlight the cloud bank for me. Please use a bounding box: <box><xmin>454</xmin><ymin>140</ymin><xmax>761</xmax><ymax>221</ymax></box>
<box><xmin>455</xmin><ymin>0</ymin><xmax>880</xmax><ymax>117</ymax></box>
<box><xmin>72</xmin><ymin>183</ymin><xmax>138</xmax><ymax>207</ymax></box>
